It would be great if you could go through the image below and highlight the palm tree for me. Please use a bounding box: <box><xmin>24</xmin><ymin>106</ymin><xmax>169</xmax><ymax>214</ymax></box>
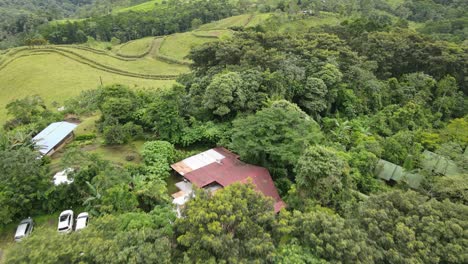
<box><xmin>83</xmin><ymin>181</ymin><xmax>102</xmax><ymax>216</ymax></box>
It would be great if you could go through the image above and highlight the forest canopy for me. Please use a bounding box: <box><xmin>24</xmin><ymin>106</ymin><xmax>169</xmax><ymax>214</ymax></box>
<box><xmin>1</xmin><ymin>0</ymin><xmax>467</xmax><ymax>263</ymax></box>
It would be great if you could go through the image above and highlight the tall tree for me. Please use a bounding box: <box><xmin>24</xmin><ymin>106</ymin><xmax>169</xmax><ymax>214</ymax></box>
<box><xmin>230</xmin><ymin>100</ymin><xmax>322</xmax><ymax>176</ymax></box>
<box><xmin>294</xmin><ymin>145</ymin><xmax>351</xmax><ymax>210</ymax></box>
<box><xmin>0</xmin><ymin>147</ymin><xmax>50</xmax><ymax>225</ymax></box>
<box><xmin>203</xmin><ymin>72</ymin><xmax>245</xmax><ymax>117</ymax></box>
<box><xmin>175</xmin><ymin>183</ymin><xmax>276</xmax><ymax>263</ymax></box>
<box><xmin>357</xmin><ymin>190</ymin><xmax>468</xmax><ymax>263</ymax></box>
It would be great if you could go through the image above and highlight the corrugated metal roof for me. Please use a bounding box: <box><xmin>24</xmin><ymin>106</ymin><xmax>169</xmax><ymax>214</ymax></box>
<box><xmin>421</xmin><ymin>150</ymin><xmax>460</xmax><ymax>176</ymax></box>
<box><xmin>172</xmin><ymin>147</ymin><xmax>286</xmax><ymax>213</ymax></box>
<box><xmin>33</xmin><ymin>122</ymin><xmax>77</xmax><ymax>155</ymax></box>
<box><xmin>375</xmin><ymin>159</ymin><xmax>424</xmax><ymax>189</ymax></box>
<box><xmin>171</xmin><ymin>149</ymin><xmax>225</xmax><ymax>175</ymax></box>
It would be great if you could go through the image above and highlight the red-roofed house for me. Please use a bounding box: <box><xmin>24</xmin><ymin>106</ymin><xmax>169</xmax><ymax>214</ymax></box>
<box><xmin>171</xmin><ymin>147</ymin><xmax>286</xmax><ymax>216</ymax></box>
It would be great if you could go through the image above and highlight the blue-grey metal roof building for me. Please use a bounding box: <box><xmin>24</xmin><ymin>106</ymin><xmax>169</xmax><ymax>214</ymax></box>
<box><xmin>33</xmin><ymin>122</ymin><xmax>78</xmax><ymax>155</ymax></box>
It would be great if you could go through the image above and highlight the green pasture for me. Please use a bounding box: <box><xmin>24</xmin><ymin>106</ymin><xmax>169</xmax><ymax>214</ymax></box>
<box><xmin>0</xmin><ymin>51</ymin><xmax>176</xmax><ymax>122</ymax></box>
<box><xmin>115</xmin><ymin>37</ymin><xmax>154</xmax><ymax>56</ymax></box>
<box><xmin>114</xmin><ymin>0</ymin><xmax>163</xmax><ymax>13</ymax></box>
<box><xmin>198</xmin><ymin>14</ymin><xmax>254</xmax><ymax>30</ymax></box>
<box><xmin>53</xmin><ymin>46</ymin><xmax>188</xmax><ymax>75</ymax></box>
<box><xmin>159</xmin><ymin>32</ymin><xmax>222</xmax><ymax>62</ymax></box>
<box><xmin>246</xmin><ymin>13</ymin><xmax>273</xmax><ymax>27</ymax></box>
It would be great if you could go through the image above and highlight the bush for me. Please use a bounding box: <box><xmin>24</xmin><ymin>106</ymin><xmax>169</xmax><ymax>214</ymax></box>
<box><xmin>125</xmin><ymin>153</ymin><xmax>136</xmax><ymax>161</ymax></box>
<box><xmin>75</xmin><ymin>133</ymin><xmax>97</xmax><ymax>141</ymax></box>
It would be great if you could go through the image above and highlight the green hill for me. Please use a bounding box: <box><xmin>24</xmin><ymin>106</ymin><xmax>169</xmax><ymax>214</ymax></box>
<box><xmin>0</xmin><ymin>37</ymin><xmax>189</xmax><ymax>122</ymax></box>
<box><xmin>0</xmin><ymin>26</ymin><xmax>233</xmax><ymax>122</ymax></box>
<box><xmin>0</xmin><ymin>11</ymin><xmax>343</xmax><ymax>123</ymax></box>
<box><xmin>113</xmin><ymin>0</ymin><xmax>163</xmax><ymax>13</ymax></box>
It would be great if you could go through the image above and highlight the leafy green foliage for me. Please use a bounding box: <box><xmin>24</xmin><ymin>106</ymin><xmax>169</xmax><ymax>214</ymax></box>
<box><xmin>277</xmin><ymin>209</ymin><xmax>380</xmax><ymax>263</ymax></box>
<box><xmin>6</xmin><ymin>207</ymin><xmax>175</xmax><ymax>264</ymax></box>
<box><xmin>428</xmin><ymin>174</ymin><xmax>468</xmax><ymax>204</ymax></box>
<box><xmin>294</xmin><ymin>146</ymin><xmax>351</xmax><ymax>210</ymax></box>
<box><xmin>175</xmin><ymin>183</ymin><xmax>276</xmax><ymax>263</ymax></box>
<box><xmin>357</xmin><ymin>190</ymin><xmax>468</xmax><ymax>263</ymax></box>
<box><xmin>141</xmin><ymin>140</ymin><xmax>176</xmax><ymax>166</ymax></box>
<box><xmin>4</xmin><ymin>95</ymin><xmax>61</xmax><ymax>132</ymax></box>
<box><xmin>230</xmin><ymin>100</ymin><xmax>322</xmax><ymax>175</ymax></box>
<box><xmin>138</xmin><ymin>85</ymin><xmax>186</xmax><ymax>143</ymax></box>
<box><xmin>203</xmin><ymin>72</ymin><xmax>245</xmax><ymax>117</ymax></box>
<box><xmin>0</xmin><ymin>147</ymin><xmax>50</xmax><ymax>225</ymax></box>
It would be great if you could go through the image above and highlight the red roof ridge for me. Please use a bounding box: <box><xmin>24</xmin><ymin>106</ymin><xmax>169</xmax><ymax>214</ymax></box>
<box><xmin>171</xmin><ymin>147</ymin><xmax>286</xmax><ymax>213</ymax></box>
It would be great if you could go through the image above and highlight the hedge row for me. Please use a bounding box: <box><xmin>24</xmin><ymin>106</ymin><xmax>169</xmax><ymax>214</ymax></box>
<box><xmin>191</xmin><ymin>32</ymin><xmax>220</xmax><ymax>39</ymax></box>
<box><xmin>55</xmin><ymin>45</ymin><xmax>138</xmax><ymax>61</ymax></box>
<box><xmin>36</xmin><ymin>48</ymin><xmax>179</xmax><ymax>80</ymax></box>
<box><xmin>0</xmin><ymin>45</ymin><xmax>181</xmax><ymax>80</ymax></box>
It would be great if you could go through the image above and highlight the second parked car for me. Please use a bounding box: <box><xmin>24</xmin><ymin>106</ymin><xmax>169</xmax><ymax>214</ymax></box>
<box><xmin>75</xmin><ymin>212</ymin><xmax>89</xmax><ymax>231</ymax></box>
<box><xmin>58</xmin><ymin>210</ymin><xmax>74</xmax><ymax>233</ymax></box>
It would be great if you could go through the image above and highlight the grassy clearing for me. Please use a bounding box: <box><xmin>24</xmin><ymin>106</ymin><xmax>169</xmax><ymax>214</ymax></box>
<box><xmin>198</xmin><ymin>14</ymin><xmax>253</xmax><ymax>30</ymax></box>
<box><xmin>49</xmin><ymin>115</ymin><xmax>145</xmax><ymax>167</ymax></box>
<box><xmin>72</xmin><ymin>115</ymin><xmax>145</xmax><ymax>166</ymax></box>
<box><xmin>159</xmin><ymin>32</ymin><xmax>221</xmax><ymax>62</ymax></box>
<box><xmin>50</xmin><ymin>18</ymin><xmax>87</xmax><ymax>25</ymax></box>
<box><xmin>0</xmin><ymin>53</ymin><xmax>175</xmax><ymax>122</ymax></box>
<box><xmin>47</xmin><ymin>46</ymin><xmax>188</xmax><ymax>75</ymax></box>
<box><xmin>87</xmin><ymin>140</ymin><xmax>145</xmax><ymax>165</ymax></box>
<box><xmin>114</xmin><ymin>0</ymin><xmax>163</xmax><ymax>13</ymax></box>
<box><xmin>115</xmin><ymin>37</ymin><xmax>154</xmax><ymax>57</ymax></box>
<box><xmin>245</xmin><ymin>13</ymin><xmax>273</xmax><ymax>27</ymax></box>
<box><xmin>191</xmin><ymin>30</ymin><xmax>233</xmax><ymax>38</ymax></box>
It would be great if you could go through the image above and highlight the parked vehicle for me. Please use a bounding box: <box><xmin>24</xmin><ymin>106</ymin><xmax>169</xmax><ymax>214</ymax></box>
<box><xmin>57</xmin><ymin>210</ymin><xmax>74</xmax><ymax>233</ymax></box>
<box><xmin>75</xmin><ymin>212</ymin><xmax>89</xmax><ymax>231</ymax></box>
<box><xmin>14</xmin><ymin>218</ymin><xmax>34</xmax><ymax>241</ymax></box>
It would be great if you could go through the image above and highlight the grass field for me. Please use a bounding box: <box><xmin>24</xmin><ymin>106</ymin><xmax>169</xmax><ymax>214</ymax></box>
<box><xmin>159</xmin><ymin>32</ymin><xmax>223</xmax><ymax>62</ymax></box>
<box><xmin>114</xmin><ymin>0</ymin><xmax>163</xmax><ymax>13</ymax></box>
<box><xmin>55</xmin><ymin>46</ymin><xmax>187</xmax><ymax>75</ymax></box>
<box><xmin>0</xmin><ymin>51</ymin><xmax>177</xmax><ymax>122</ymax></box>
<box><xmin>246</xmin><ymin>13</ymin><xmax>273</xmax><ymax>27</ymax></box>
<box><xmin>115</xmin><ymin>37</ymin><xmax>154</xmax><ymax>56</ymax></box>
<box><xmin>198</xmin><ymin>14</ymin><xmax>254</xmax><ymax>30</ymax></box>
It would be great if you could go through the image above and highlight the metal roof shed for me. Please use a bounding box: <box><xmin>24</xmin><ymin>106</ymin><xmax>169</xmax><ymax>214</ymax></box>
<box><xmin>33</xmin><ymin>122</ymin><xmax>78</xmax><ymax>156</ymax></box>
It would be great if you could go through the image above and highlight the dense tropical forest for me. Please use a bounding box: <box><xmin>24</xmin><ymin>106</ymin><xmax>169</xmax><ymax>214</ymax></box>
<box><xmin>0</xmin><ymin>0</ymin><xmax>467</xmax><ymax>263</ymax></box>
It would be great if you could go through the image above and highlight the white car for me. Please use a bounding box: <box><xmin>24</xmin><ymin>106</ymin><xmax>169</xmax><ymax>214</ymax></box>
<box><xmin>58</xmin><ymin>210</ymin><xmax>74</xmax><ymax>233</ymax></box>
<box><xmin>14</xmin><ymin>218</ymin><xmax>34</xmax><ymax>241</ymax></box>
<box><xmin>75</xmin><ymin>212</ymin><xmax>89</xmax><ymax>231</ymax></box>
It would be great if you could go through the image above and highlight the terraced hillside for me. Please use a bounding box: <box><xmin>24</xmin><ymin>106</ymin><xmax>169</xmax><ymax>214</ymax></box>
<box><xmin>197</xmin><ymin>13</ymin><xmax>270</xmax><ymax>30</ymax></box>
<box><xmin>0</xmin><ymin>27</ymin><xmax>238</xmax><ymax>123</ymax></box>
<box><xmin>0</xmin><ymin>13</ymin><xmax>276</xmax><ymax>122</ymax></box>
<box><xmin>113</xmin><ymin>0</ymin><xmax>163</xmax><ymax>13</ymax></box>
<box><xmin>158</xmin><ymin>31</ymin><xmax>232</xmax><ymax>63</ymax></box>
<box><xmin>0</xmin><ymin>37</ymin><xmax>188</xmax><ymax>122</ymax></box>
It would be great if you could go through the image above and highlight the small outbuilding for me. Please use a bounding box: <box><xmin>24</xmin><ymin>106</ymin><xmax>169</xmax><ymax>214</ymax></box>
<box><xmin>33</xmin><ymin>122</ymin><xmax>78</xmax><ymax>156</ymax></box>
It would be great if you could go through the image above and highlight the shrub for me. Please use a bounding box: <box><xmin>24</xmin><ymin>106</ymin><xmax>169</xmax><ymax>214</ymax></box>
<box><xmin>75</xmin><ymin>133</ymin><xmax>96</xmax><ymax>141</ymax></box>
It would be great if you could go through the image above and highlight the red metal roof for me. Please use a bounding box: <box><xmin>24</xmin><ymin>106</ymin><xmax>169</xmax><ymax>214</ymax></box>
<box><xmin>173</xmin><ymin>147</ymin><xmax>286</xmax><ymax>213</ymax></box>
